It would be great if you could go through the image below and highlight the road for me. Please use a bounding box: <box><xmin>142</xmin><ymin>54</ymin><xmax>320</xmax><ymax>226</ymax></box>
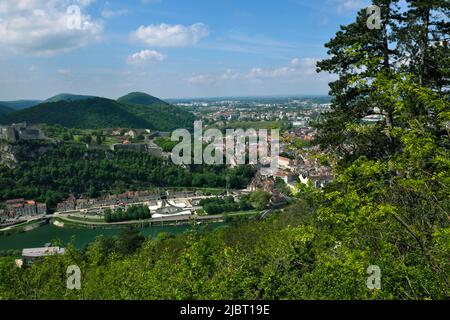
<box><xmin>55</xmin><ymin>211</ymin><xmax>257</xmax><ymax>227</ymax></box>
<box><xmin>1</xmin><ymin>192</ymin><xmax>254</xmax><ymax>230</ymax></box>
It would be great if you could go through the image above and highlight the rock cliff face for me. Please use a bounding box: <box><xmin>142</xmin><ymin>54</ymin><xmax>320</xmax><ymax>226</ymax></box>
<box><xmin>0</xmin><ymin>141</ymin><xmax>55</xmax><ymax>168</ymax></box>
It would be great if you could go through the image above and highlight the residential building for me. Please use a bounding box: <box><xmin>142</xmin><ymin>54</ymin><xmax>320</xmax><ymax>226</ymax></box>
<box><xmin>274</xmin><ymin>170</ymin><xmax>297</xmax><ymax>185</ymax></box>
<box><xmin>4</xmin><ymin>199</ymin><xmax>47</xmax><ymax>218</ymax></box>
<box><xmin>299</xmin><ymin>173</ymin><xmax>333</xmax><ymax>188</ymax></box>
<box><xmin>278</xmin><ymin>156</ymin><xmax>295</xmax><ymax>170</ymax></box>
<box><xmin>56</xmin><ymin>195</ymin><xmax>77</xmax><ymax>212</ymax></box>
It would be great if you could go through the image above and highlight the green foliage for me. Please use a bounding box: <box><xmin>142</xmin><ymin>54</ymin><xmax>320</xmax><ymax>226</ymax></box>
<box><xmin>117</xmin><ymin>92</ymin><xmax>168</xmax><ymax>106</ymax></box>
<box><xmin>309</xmin><ymin>0</ymin><xmax>450</xmax><ymax>299</ymax></box>
<box><xmin>117</xmin><ymin>226</ymin><xmax>145</xmax><ymax>255</ymax></box>
<box><xmin>1</xmin><ymin>199</ymin><xmax>446</xmax><ymax>300</ymax></box>
<box><xmin>274</xmin><ymin>177</ymin><xmax>292</xmax><ymax>195</ymax></box>
<box><xmin>200</xmin><ymin>196</ymin><xmax>241</xmax><ymax>215</ymax></box>
<box><xmin>0</xmin><ymin>144</ymin><xmax>255</xmax><ymax>209</ymax></box>
<box><xmin>45</xmin><ymin>93</ymin><xmax>96</xmax><ymax>103</ymax></box>
<box><xmin>1</xmin><ymin>97</ymin><xmax>196</xmax><ymax>131</ymax></box>
<box><xmin>0</xmin><ymin>100</ymin><xmax>41</xmax><ymax>110</ymax></box>
<box><xmin>154</xmin><ymin>137</ymin><xmax>178</xmax><ymax>152</ymax></box>
<box><xmin>104</xmin><ymin>206</ymin><xmax>151</xmax><ymax>223</ymax></box>
<box><xmin>0</xmin><ymin>104</ymin><xmax>14</xmax><ymax>117</ymax></box>
<box><xmin>249</xmin><ymin>190</ymin><xmax>271</xmax><ymax>210</ymax></box>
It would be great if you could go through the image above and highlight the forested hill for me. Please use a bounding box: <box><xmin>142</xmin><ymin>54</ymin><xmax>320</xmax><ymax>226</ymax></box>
<box><xmin>0</xmin><ymin>100</ymin><xmax>42</xmax><ymax>110</ymax></box>
<box><xmin>117</xmin><ymin>92</ymin><xmax>169</xmax><ymax>106</ymax></box>
<box><xmin>0</xmin><ymin>96</ymin><xmax>196</xmax><ymax>131</ymax></box>
<box><xmin>45</xmin><ymin>93</ymin><xmax>98</xmax><ymax>103</ymax></box>
<box><xmin>0</xmin><ymin>104</ymin><xmax>14</xmax><ymax>116</ymax></box>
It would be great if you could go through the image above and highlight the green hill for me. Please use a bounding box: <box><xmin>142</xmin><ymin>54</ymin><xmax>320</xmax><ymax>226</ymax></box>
<box><xmin>0</xmin><ymin>100</ymin><xmax>42</xmax><ymax>110</ymax></box>
<box><xmin>117</xmin><ymin>92</ymin><xmax>169</xmax><ymax>106</ymax></box>
<box><xmin>0</xmin><ymin>104</ymin><xmax>14</xmax><ymax>116</ymax></box>
<box><xmin>45</xmin><ymin>93</ymin><xmax>98</xmax><ymax>103</ymax></box>
<box><xmin>0</xmin><ymin>96</ymin><xmax>195</xmax><ymax>131</ymax></box>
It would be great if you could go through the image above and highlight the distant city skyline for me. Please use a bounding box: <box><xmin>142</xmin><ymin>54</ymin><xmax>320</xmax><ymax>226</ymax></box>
<box><xmin>0</xmin><ymin>0</ymin><xmax>370</xmax><ymax>100</ymax></box>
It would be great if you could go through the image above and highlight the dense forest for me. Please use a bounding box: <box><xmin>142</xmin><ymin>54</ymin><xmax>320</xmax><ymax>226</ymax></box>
<box><xmin>0</xmin><ymin>144</ymin><xmax>256</xmax><ymax>209</ymax></box>
<box><xmin>0</xmin><ymin>0</ymin><xmax>448</xmax><ymax>300</ymax></box>
<box><xmin>0</xmin><ymin>100</ymin><xmax>41</xmax><ymax>110</ymax></box>
<box><xmin>117</xmin><ymin>92</ymin><xmax>170</xmax><ymax>106</ymax></box>
<box><xmin>45</xmin><ymin>94</ymin><xmax>97</xmax><ymax>103</ymax></box>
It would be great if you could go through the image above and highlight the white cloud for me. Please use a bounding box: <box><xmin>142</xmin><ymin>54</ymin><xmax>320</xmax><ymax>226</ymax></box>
<box><xmin>101</xmin><ymin>2</ymin><xmax>127</xmax><ymax>18</ymax></box>
<box><xmin>247</xmin><ymin>67</ymin><xmax>297</xmax><ymax>79</ymax></box>
<box><xmin>187</xmin><ymin>58</ymin><xmax>323</xmax><ymax>85</ymax></box>
<box><xmin>127</xmin><ymin>49</ymin><xmax>166</xmax><ymax>64</ymax></box>
<box><xmin>290</xmin><ymin>58</ymin><xmax>301</xmax><ymax>66</ymax></box>
<box><xmin>131</xmin><ymin>23</ymin><xmax>209</xmax><ymax>47</ymax></box>
<box><xmin>0</xmin><ymin>0</ymin><xmax>103</xmax><ymax>56</ymax></box>
<box><xmin>187</xmin><ymin>73</ymin><xmax>216</xmax><ymax>85</ymax></box>
<box><xmin>220</xmin><ymin>69</ymin><xmax>240</xmax><ymax>81</ymax></box>
<box><xmin>247</xmin><ymin>58</ymin><xmax>320</xmax><ymax>80</ymax></box>
<box><xmin>187</xmin><ymin>69</ymin><xmax>240</xmax><ymax>85</ymax></box>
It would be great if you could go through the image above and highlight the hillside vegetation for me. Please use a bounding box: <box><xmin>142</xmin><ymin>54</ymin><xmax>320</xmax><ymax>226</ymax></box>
<box><xmin>45</xmin><ymin>94</ymin><xmax>97</xmax><ymax>103</ymax></box>
<box><xmin>0</xmin><ymin>100</ymin><xmax>42</xmax><ymax>110</ymax></box>
<box><xmin>0</xmin><ymin>144</ymin><xmax>255</xmax><ymax>208</ymax></box>
<box><xmin>117</xmin><ymin>92</ymin><xmax>169</xmax><ymax>106</ymax></box>
<box><xmin>0</xmin><ymin>95</ymin><xmax>195</xmax><ymax>131</ymax></box>
<box><xmin>0</xmin><ymin>104</ymin><xmax>14</xmax><ymax>116</ymax></box>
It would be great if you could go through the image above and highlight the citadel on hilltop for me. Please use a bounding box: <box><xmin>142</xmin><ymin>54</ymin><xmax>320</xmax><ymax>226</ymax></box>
<box><xmin>0</xmin><ymin>122</ymin><xmax>45</xmax><ymax>142</ymax></box>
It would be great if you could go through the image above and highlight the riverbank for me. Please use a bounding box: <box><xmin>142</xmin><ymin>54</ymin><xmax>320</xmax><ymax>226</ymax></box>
<box><xmin>0</xmin><ymin>221</ymin><xmax>229</xmax><ymax>251</ymax></box>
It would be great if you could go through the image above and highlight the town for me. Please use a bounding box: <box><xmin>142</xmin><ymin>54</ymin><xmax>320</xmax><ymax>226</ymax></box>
<box><xmin>0</xmin><ymin>96</ymin><xmax>335</xmax><ymax>229</ymax></box>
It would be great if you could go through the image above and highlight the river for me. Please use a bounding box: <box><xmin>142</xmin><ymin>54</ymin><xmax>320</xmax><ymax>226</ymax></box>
<box><xmin>0</xmin><ymin>222</ymin><xmax>228</xmax><ymax>251</ymax></box>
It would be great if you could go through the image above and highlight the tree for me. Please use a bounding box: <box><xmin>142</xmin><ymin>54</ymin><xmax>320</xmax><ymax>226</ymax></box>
<box><xmin>316</xmin><ymin>0</ymin><xmax>403</xmax><ymax>166</ymax></box>
<box><xmin>316</xmin><ymin>0</ymin><xmax>449</xmax><ymax>167</ymax></box>
<box><xmin>118</xmin><ymin>226</ymin><xmax>145</xmax><ymax>255</ymax></box>
<box><xmin>396</xmin><ymin>0</ymin><xmax>450</xmax><ymax>91</ymax></box>
<box><xmin>249</xmin><ymin>191</ymin><xmax>271</xmax><ymax>210</ymax></box>
<box><xmin>104</xmin><ymin>208</ymin><xmax>112</xmax><ymax>223</ymax></box>
<box><xmin>313</xmin><ymin>0</ymin><xmax>449</xmax><ymax>297</ymax></box>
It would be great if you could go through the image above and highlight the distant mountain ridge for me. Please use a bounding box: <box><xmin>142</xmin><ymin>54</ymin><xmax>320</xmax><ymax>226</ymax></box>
<box><xmin>0</xmin><ymin>93</ymin><xmax>195</xmax><ymax>131</ymax></box>
<box><xmin>0</xmin><ymin>104</ymin><xmax>14</xmax><ymax>116</ymax></box>
<box><xmin>45</xmin><ymin>93</ymin><xmax>98</xmax><ymax>103</ymax></box>
<box><xmin>0</xmin><ymin>100</ymin><xmax>42</xmax><ymax>110</ymax></box>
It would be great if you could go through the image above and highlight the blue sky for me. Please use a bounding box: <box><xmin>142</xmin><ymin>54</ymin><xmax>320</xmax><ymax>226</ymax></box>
<box><xmin>0</xmin><ymin>0</ymin><xmax>370</xmax><ymax>100</ymax></box>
